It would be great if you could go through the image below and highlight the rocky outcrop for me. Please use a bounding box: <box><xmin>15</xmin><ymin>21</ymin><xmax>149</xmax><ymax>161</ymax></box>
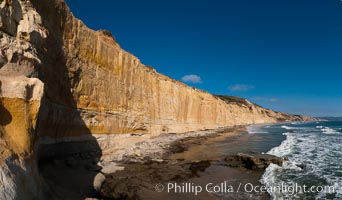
<box><xmin>0</xmin><ymin>76</ymin><xmax>43</xmax><ymax>155</ymax></box>
<box><xmin>0</xmin><ymin>75</ymin><xmax>45</xmax><ymax>199</ymax></box>
<box><xmin>0</xmin><ymin>0</ymin><xmax>315</xmax><ymax>199</ymax></box>
<box><xmin>224</xmin><ymin>152</ymin><xmax>284</xmax><ymax>170</ymax></box>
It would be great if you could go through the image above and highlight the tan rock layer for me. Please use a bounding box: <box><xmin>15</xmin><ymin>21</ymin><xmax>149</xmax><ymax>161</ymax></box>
<box><xmin>0</xmin><ymin>76</ymin><xmax>43</xmax><ymax>155</ymax></box>
<box><xmin>0</xmin><ymin>97</ymin><xmax>40</xmax><ymax>155</ymax></box>
<box><xmin>0</xmin><ymin>0</ymin><xmax>314</xmax><ymax>154</ymax></box>
<box><xmin>25</xmin><ymin>0</ymin><xmax>312</xmax><ymax>139</ymax></box>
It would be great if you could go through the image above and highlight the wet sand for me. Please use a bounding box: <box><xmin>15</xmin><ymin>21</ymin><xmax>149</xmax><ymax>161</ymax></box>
<box><xmin>40</xmin><ymin>126</ymin><xmax>278</xmax><ymax>199</ymax></box>
<box><xmin>100</xmin><ymin>126</ymin><xmax>272</xmax><ymax>200</ymax></box>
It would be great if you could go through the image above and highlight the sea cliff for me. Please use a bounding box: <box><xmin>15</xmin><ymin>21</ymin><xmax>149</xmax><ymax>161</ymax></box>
<box><xmin>0</xmin><ymin>0</ymin><xmax>314</xmax><ymax>199</ymax></box>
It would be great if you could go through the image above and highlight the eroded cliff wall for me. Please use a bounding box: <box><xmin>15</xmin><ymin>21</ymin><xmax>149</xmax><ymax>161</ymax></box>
<box><xmin>26</xmin><ymin>0</ymin><xmax>308</xmax><ymax>138</ymax></box>
<box><xmin>0</xmin><ymin>0</ymin><xmax>313</xmax><ymax>199</ymax></box>
<box><xmin>1</xmin><ymin>0</ymin><xmax>309</xmax><ymax>141</ymax></box>
<box><xmin>0</xmin><ymin>0</ymin><xmax>311</xmax><ymax>169</ymax></box>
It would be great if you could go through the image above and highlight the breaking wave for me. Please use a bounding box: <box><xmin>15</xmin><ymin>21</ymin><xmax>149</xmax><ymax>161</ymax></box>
<box><xmin>261</xmin><ymin>122</ymin><xmax>342</xmax><ymax>199</ymax></box>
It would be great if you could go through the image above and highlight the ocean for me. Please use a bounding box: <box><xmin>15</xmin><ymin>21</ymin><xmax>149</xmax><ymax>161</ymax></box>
<box><xmin>248</xmin><ymin>121</ymin><xmax>342</xmax><ymax>199</ymax></box>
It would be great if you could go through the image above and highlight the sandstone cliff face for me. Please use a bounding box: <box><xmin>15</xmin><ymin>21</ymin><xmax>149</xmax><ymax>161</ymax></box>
<box><xmin>0</xmin><ymin>0</ymin><xmax>314</xmax><ymax>199</ymax></box>
<box><xmin>0</xmin><ymin>0</ymin><xmax>310</xmax><ymax>140</ymax></box>
<box><xmin>24</xmin><ymin>0</ymin><xmax>309</xmax><ymax>137</ymax></box>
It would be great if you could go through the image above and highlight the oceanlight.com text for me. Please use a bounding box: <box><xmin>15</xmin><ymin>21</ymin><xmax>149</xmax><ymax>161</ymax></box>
<box><xmin>154</xmin><ymin>182</ymin><xmax>336</xmax><ymax>196</ymax></box>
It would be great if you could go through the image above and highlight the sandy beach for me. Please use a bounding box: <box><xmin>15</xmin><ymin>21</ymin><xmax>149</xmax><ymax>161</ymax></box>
<box><xmin>40</xmin><ymin>126</ymin><xmax>281</xmax><ymax>199</ymax></box>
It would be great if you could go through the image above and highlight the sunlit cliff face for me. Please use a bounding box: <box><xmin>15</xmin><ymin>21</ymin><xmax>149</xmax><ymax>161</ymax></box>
<box><xmin>0</xmin><ymin>0</ymin><xmax>315</xmax><ymax>199</ymax></box>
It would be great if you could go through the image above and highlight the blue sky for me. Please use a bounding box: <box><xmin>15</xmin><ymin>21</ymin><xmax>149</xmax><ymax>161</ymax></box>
<box><xmin>66</xmin><ymin>0</ymin><xmax>342</xmax><ymax>117</ymax></box>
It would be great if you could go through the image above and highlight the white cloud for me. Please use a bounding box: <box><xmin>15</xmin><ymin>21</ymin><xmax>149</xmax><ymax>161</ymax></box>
<box><xmin>269</xmin><ymin>98</ymin><xmax>278</xmax><ymax>102</ymax></box>
<box><xmin>253</xmin><ymin>97</ymin><xmax>278</xmax><ymax>102</ymax></box>
<box><xmin>181</xmin><ymin>74</ymin><xmax>202</xmax><ymax>84</ymax></box>
<box><xmin>228</xmin><ymin>84</ymin><xmax>254</xmax><ymax>92</ymax></box>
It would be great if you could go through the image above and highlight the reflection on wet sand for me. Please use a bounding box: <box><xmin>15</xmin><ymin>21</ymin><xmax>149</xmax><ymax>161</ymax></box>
<box><xmin>99</xmin><ymin>126</ymin><xmax>283</xmax><ymax>199</ymax></box>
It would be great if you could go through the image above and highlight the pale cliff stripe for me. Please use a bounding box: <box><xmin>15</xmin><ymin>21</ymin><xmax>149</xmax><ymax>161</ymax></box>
<box><xmin>0</xmin><ymin>75</ymin><xmax>44</xmax><ymax>101</ymax></box>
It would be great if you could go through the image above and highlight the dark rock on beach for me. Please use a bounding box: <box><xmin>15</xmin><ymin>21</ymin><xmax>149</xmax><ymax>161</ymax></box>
<box><xmin>224</xmin><ymin>152</ymin><xmax>283</xmax><ymax>170</ymax></box>
<box><xmin>189</xmin><ymin>160</ymin><xmax>211</xmax><ymax>177</ymax></box>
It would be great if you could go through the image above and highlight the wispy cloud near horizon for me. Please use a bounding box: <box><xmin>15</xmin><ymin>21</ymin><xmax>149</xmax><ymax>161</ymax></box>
<box><xmin>252</xmin><ymin>97</ymin><xmax>278</xmax><ymax>102</ymax></box>
<box><xmin>228</xmin><ymin>84</ymin><xmax>254</xmax><ymax>92</ymax></box>
<box><xmin>181</xmin><ymin>74</ymin><xmax>202</xmax><ymax>84</ymax></box>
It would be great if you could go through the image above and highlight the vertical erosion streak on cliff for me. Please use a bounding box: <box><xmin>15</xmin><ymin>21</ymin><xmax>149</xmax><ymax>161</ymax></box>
<box><xmin>26</xmin><ymin>0</ymin><xmax>104</xmax><ymax>198</ymax></box>
<box><xmin>35</xmin><ymin>0</ymin><xmax>283</xmax><ymax>137</ymax></box>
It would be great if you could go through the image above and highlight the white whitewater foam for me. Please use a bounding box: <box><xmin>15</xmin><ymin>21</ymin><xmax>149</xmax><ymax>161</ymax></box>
<box><xmin>262</xmin><ymin>131</ymin><xmax>308</xmax><ymax>199</ymax></box>
<box><xmin>260</xmin><ymin>163</ymin><xmax>283</xmax><ymax>199</ymax></box>
<box><xmin>321</xmin><ymin>127</ymin><xmax>338</xmax><ymax>134</ymax></box>
<box><xmin>267</xmin><ymin>132</ymin><xmax>295</xmax><ymax>157</ymax></box>
<box><xmin>281</xmin><ymin>125</ymin><xmax>306</xmax><ymax>130</ymax></box>
<box><xmin>263</xmin><ymin>129</ymin><xmax>303</xmax><ymax>198</ymax></box>
<box><xmin>261</xmin><ymin>162</ymin><xmax>304</xmax><ymax>200</ymax></box>
<box><xmin>247</xmin><ymin>125</ymin><xmax>268</xmax><ymax>134</ymax></box>
<box><xmin>262</xmin><ymin>123</ymin><xmax>342</xmax><ymax>199</ymax></box>
<box><xmin>281</xmin><ymin>125</ymin><xmax>293</xmax><ymax>130</ymax></box>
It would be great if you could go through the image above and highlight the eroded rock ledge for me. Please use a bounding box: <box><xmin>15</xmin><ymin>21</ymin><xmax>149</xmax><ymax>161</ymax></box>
<box><xmin>224</xmin><ymin>152</ymin><xmax>283</xmax><ymax>170</ymax></box>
